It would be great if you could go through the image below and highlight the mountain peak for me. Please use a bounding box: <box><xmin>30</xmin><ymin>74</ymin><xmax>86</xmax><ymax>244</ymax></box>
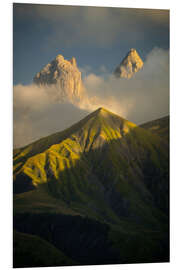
<box><xmin>33</xmin><ymin>53</ymin><xmax>84</xmax><ymax>103</ymax></box>
<box><xmin>92</xmin><ymin>107</ymin><xmax>118</xmax><ymax>118</ymax></box>
<box><xmin>129</xmin><ymin>48</ymin><xmax>136</xmax><ymax>53</ymax></box>
<box><xmin>55</xmin><ymin>54</ymin><xmax>64</xmax><ymax>62</ymax></box>
<box><xmin>94</xmin><ymin>107</ymin><xmax>124</xmax><ymax>118</ymax></box>
<box><xmin>96</xmin><ymin>107</ymin><xmax>107</xmax><ymax>113</ymax></box>
<box><xmin>14</xmin><ymin>107</ymin><xmax>137</xmax><ymax>158</ymax></box>
<box><xmin>114</xmin><ymin>48</ymin><xmax>143</xmax><ymax>79</ymax></box>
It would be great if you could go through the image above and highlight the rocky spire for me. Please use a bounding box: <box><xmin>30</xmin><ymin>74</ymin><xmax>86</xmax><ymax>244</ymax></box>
<box><xmin>114</xmin><ymin>48</ymin><xmax>143</xmax><ymax>78</ymax></box>
<box><xmin>70</xmin><ymin>57</ymin><xmax>77</xmax><ymax>67</ymax></box>
<box><xmin>33</xmin><ymin>54</ymin><xmax>85</xmax><ymax>103</ymax></box>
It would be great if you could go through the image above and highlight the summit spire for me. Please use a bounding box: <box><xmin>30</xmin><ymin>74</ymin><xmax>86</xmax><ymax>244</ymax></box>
<box><xmin>114</xmin><ymin>49</ymin><xmax>143</xmax><ymax>78</ymax></box>
<box><xmin>33</xmin><ymin>53</ymin><xmax>85</xmax><ymax>103</ymax></box>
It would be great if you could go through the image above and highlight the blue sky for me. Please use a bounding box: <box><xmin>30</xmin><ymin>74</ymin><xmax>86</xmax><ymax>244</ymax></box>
<box><xmin>13</xmin><ymin>3</ymin><xmax>169</xmax><ymax>85</ymax></box>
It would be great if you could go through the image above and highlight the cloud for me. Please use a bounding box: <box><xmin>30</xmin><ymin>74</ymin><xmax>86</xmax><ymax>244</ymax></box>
<box><xmin>79</xmin><ymin>65</ymin><xmax>93</xmax><ymax>77</ymax></box>
<box><xmin>14</xmin><ymin>84</ymin><xmax>52</xmax><ymax>111</ymax></box>
<box><xmin>98</xmin><ymin>65</ymin><xmax>108</xmax><ymax>74</ymax></box>
<box><xmin>13</xmin><ymin>84</ymin><xmax>89</xmax><ymax>148</ymax></box>
<box><xmin>13</xmin><ymin>47</ymin><xmax>169</xmax><ymax>148</ymax></box>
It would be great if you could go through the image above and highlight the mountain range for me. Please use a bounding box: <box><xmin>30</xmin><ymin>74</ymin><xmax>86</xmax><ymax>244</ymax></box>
<box><xmin>13</xmin><ymin>107</ymin><xmax>169</xmax><ymax>267</ymax></box>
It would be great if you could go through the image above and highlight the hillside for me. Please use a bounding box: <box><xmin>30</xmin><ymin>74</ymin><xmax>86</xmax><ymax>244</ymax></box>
<box><xmin>13</xmin><ymin>107</ymin><xmax>169</xmax><ymax>266</ymax></box>
<box><xmin>140</xmin><ymin>116</ymin><xmax>169</xmax><ymax>141</ymax></box>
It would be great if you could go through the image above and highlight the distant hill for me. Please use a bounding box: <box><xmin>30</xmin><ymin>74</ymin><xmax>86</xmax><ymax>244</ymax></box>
<box><xmin>140</xmin><ymin>116</ymin><xmax>169</xmax><ymax>141</ymax></box>
<box><xmin>13</xmin><ymin>108</ymin><xmax>169</xmax><ymax>266</ymax></box>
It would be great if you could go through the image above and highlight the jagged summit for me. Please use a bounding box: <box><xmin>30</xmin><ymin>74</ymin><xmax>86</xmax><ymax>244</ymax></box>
<box><xmin>33</xmin><ymin>53</ymin><xmax>85</xmax><ymax>103</ymax></box>
<box><xmin>70</xmin><ymin>57</ymin><xmax>77</xmax><ymax>67</ymax></box>
<box><xmin>55</xmin><ymin>54</ymin><xmax>64</xmax><ymax>62</ymax></box>
<box><xmin>114</xmin><ymin>48</ymin><xmax>143</xmax><ymax>78</ymax></box>
<box><xmin>54</xmin><ymin>54</ymin><xmax>77</xmax><ymax>67</ymax></box>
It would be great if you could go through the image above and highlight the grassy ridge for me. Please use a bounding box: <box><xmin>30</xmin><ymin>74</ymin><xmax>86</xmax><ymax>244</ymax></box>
<box><xmin>140</xmin><ymin>115</ymin><xmax>169</xmax><ymax>141</ymax></box>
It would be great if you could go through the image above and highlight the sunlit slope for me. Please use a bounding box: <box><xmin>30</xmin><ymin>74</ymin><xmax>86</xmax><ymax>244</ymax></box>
<box><xmin>14</xmin><ymin>108</ymin><xmax>169</xmax><ymax>224</ymax></box>
<box><xmin>13</xmin><ymin>107</ymin><xmax>136</xmax><ymax>163</ymax></box>
<box><xmin>140</xmin><ymin>116</ymin><xmax>169</xmax><ymax>141</ymax></box>
<box><xmin>14</xmin><ymin>107</ymin><xmax>138</xmax><ymax>186</ymax></box>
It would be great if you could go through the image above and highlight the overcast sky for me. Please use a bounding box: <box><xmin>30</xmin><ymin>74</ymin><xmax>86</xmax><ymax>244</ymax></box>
<box><xmin>13</xmin><ymin>4</ymin><xmax>169</xmax><ymax>148</ymax></box>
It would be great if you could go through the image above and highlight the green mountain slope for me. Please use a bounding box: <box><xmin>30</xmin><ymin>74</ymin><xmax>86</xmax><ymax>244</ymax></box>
<box><xmin>13</xmin><ymin>107</ymin><xmax>169</xmax><ymax>266</ymax></box>
<box><xmin>140</xmin><ymin>116</ymin><xmax>169</xmax><ymax>141</ymax></box>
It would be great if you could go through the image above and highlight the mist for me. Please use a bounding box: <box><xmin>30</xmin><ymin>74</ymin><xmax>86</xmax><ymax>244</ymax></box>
<box><xmin>13</xmin><ymin>84</ymin><xmax>89</xmax><ymax>148</ymax></box>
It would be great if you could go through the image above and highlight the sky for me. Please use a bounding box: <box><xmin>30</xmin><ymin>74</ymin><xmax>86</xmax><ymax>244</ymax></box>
<box><xmin>13</xmin><ymin>4</ymin><xmax>169</xmax><ymax>84</ymax></box>
<box><xmin>13</xmin><ymin>3</ymin><xmax>169</xmax><ymax>147</ymax></box>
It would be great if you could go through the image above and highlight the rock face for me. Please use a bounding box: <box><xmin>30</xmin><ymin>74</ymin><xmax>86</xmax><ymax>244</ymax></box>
<box><xmin>33</xmin><ymin>54</ymin><xmax>84</xmax><ymax>103</ymax></box>
<box><xmin>114</xmin><ymin>48</ymin><xmax>143</xmax><ymax>78</ymax></box>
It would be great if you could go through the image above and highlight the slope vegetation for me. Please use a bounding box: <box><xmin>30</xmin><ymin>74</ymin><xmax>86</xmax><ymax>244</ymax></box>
<box><xmin>140</xmin><ymin>116</ymin><xmax>169</xmax><ymax>141</ymax></box>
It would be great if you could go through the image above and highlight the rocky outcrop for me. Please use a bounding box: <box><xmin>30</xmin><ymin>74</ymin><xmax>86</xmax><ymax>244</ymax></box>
<box><xmin>33</xmin><ymin>54</ymin><xmax>85</xmax><ymax>103</ymax></box>
<box><xmin>114</xmin><ymin>48</ymin><xmax>143</xmax><ymax>78</ymax></box>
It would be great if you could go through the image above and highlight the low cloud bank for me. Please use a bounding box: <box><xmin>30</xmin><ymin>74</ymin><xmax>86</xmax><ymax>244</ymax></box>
<box><xmin>13</xmin><ymin>84</ymin><xmax>89</xmax><ymax>147</ymax></box>
<box><xmin>14</xmin><ymin>47</ymin><xmax>169</xmax><ymax>148</ymax></box>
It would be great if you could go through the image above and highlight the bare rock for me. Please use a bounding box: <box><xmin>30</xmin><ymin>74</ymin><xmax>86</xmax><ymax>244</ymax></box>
<box><xmin>114</xmin><ymin>49</ymin><xmax>143</xmax><ymax>79</ymax></box>
<box><xmin>33</xmin><ymin>54</ymin><xmax>85</xmax><ymax>103</ymax></box>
